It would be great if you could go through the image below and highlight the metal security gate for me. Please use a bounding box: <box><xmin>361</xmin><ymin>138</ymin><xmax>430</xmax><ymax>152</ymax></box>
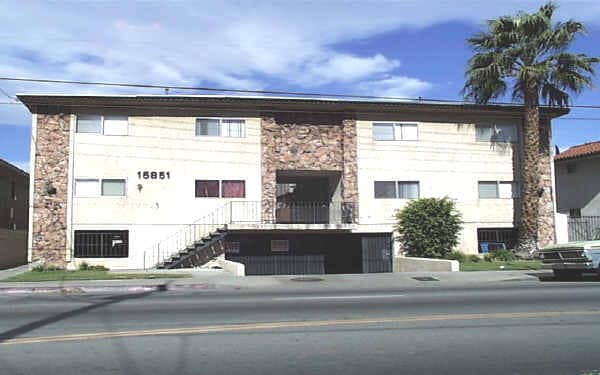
<box><xmin>361</xmin><ymin>235</ymin><xmax>392</xmax><ymax>273</ymax></box>
<box><xmin>227</xmin><ymin>255</ymin><xmax>325</xmax><ymax>275</ymax></box>
<box><xmin>568</xmin><ymin>216</ymin><xmax>600</xmax><ymax>241</ymax></box>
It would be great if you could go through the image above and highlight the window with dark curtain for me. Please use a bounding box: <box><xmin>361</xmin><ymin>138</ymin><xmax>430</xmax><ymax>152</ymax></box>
<box><xmin>222</xmin><ymin>180</ymin><xmax>245</xmax><ymax>198</ymax></box>
<box><xmin>195</xmin><ymin>180</ymin><xmax>220</xmax><ymax>197</ymax></box>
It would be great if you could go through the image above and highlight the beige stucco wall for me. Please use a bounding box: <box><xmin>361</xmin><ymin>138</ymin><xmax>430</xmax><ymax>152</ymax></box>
<box><xmin>555</xmin><ymin>156</ymin><xmax>600</xmax><ymax>216</ymax></box>
<box><xmin>70</xmin><ymin>116</ymin><xmax>262</xmax><ymax>269</ymax></box>
<box><xmin>356</xmin><ymin>119</ymin><xmax>522</xmax><ymax>254</ymax></box>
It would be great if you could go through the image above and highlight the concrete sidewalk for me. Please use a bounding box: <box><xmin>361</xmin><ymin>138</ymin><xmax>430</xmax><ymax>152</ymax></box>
<box><xmin>0</xmin><ymin>269</ymin><xmax>548</xmax><ymax>295</ymax></box>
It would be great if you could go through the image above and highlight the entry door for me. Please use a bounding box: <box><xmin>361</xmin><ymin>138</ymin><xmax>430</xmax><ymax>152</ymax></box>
<box><xmin>361</xmin><ymin>235</ymin><xmax>392</xmax><ymax>273</ymax></box>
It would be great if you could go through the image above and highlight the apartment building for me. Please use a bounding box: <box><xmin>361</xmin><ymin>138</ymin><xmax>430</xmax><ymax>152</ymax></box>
<box><xmin>18</xmin><ymin>95</ymin><xmax>566</xmax><ymax>274</ymax></box>
<box><xmin>0</xmin><ymin>158</ymin><xmax>29</xmax><ymax>269</ymax></box>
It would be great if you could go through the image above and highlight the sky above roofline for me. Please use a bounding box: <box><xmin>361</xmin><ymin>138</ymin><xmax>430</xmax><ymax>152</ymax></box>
<box><xmin>1</xmin><ymin>0</ymin><xmax>599</xmax><ymax>171</ymax></box>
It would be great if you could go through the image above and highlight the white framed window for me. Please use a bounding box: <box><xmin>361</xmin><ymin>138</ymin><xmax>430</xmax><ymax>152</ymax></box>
<box><xmin>373</xmin><ymin>122</ymin><xmax>418</xmax><ymax>141</ymax></box>
<box><xmin>76</xmin><ymin>115</ymin><xmax>129</xmax><ymax>135</ymax></box>
<box><xmin>374</xmin><ymin>181</ymin><xmax>419</xmax><ymax>199</ymax></box>
<box><xmin>195</xmin><ymin>118</ymin><xmax>245</xmax><ymax>138</ymax></box>
<box><xmin>74</xmin><ymin>178</ymin><xmax>126</xmax><ymax>197</ymax></box>
<box><xmin>74</xmin><ymin>179</ymin><xmax>100</xmax><ymax>197</ymax></box>
<box><xmin>103</xmin><ymin>116</ymin><xmax>129</xmax><ymax>135</ymax></box>
<box><xmin>76</xmin><ymin>115</ymin><xmax>102</xmax><ymax>134</ymax></box>
<box><xmin>478</xmin><ymin>181</ymin><xmax>519</xmax><ymax>199</ymax></box>
<box><xmin>475</xmin><ymin>123</ymin><xmax>517</xmax><ymax>143</ymax></box>
<box><xmin>101</xmin><ymin>179</ymin><xmax>127</xmax><ymax>196</ymax></box>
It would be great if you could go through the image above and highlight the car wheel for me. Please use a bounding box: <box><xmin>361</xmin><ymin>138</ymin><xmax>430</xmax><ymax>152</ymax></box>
<box><xmin>553</xmin><ymin>269</ymin><xmax>582</xmax><ymax>280</ymax></box>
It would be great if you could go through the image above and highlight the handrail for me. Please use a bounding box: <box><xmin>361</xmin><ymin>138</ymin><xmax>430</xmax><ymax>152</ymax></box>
<box><xmin>143</xmin><ymin>200</ymin><xmax>357</xmax><ymax>269</ymax></box>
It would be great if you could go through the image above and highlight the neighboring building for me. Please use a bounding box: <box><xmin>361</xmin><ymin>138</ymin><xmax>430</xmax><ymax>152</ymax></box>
<box><xmin>18</xmin><ymin>95</ymin><xmax>566</xmax><ymax>274</ymax></box>
<box><xmin>555</xmin><ymin>141</ymin><xmax>600</xmax><ymax>217</ymax></box>
<box><xmin>0</xmin><ymin>158</ymin><xmax>29</xmax><ymax>269</ymax></box>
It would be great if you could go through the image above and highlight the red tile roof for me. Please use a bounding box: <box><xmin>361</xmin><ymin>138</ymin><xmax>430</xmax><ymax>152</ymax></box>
<box><xmin>555</xmin><ymin>141</ymin><xmax>600</xmax><ymax>161</ymax></box>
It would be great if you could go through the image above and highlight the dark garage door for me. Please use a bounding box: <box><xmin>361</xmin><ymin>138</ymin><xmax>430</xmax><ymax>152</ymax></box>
<box><xmin>361</xmin><ymin>235</ymin><xmax>392</xmax><ymax>273</ymax></box>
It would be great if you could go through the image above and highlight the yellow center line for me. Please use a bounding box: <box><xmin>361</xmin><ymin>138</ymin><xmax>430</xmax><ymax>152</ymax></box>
<box><xmin>3</xmin><ymin>310</ymin><xmax>600</xmax><ymax>346</ymax></box>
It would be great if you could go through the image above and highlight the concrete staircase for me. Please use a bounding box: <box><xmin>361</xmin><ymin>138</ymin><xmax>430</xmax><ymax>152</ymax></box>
<box><xmin>156</xmin><ymin>228</ymin><xmax>228</xmax><ymax>269</ymax></box>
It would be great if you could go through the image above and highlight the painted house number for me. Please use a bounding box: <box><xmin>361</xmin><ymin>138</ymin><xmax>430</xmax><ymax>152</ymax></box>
<box><xmin>137</xmin><ymin>171</ymin><xmax>171</xmax><ymax>180</ymax></box>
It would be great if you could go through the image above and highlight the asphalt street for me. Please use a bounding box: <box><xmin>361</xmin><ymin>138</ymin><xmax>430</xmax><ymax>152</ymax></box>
<box><xmin>1</xmin><ymin>277</ymin><xmax>600</xmax><ymax>375</ymax></box>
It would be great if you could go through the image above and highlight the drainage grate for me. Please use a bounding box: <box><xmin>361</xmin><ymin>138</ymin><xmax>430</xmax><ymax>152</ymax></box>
<box><xmin>290</xmin><ymin>277</ymin><xmax>324</xmax><ymax>282</ymax></box>
<box><xmin>412</xmin><ymin>276</ymin><xmax>439</xmax><ymax>282</ymax></box>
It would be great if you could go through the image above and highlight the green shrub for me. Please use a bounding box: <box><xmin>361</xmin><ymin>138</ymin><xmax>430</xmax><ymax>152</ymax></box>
<box><xmin>395</xmin><ymin>197</ymin><xmax>463</xmax><ymax>259</ymax></box>
<box><xmin>445</xmin><ymin>251</ymin><xmax>468</xmax><ymax>263</ymax></box>
<box><xmin>484</xmin><ymin>253</ymin><xmax>495</xmax><ymax>262</ymax></box>
<box><xmin>491</xmin><ymin>249</ymin><xmax>516</xmax><ymax>261</ymax></box>
<box><xmin>468</xmin><ymin>254</ymin><xmax>481</xmax><ymax>263</ymax></box>
<box><xmin>78</xmin><ymin>262</ymin><xmax>109</xmax><ymax>271</ymax></box>
<box><xmin>31</xmin><ymin>264</ymin><xmax>64</xmax><ymax>272</ymax></box>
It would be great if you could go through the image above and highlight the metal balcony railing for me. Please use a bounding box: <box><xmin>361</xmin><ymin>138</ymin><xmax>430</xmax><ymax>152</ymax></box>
<box><xmin>144</xmin><ymin>200</ymin><xmax>357</xmax><ymax>269</ymax></box>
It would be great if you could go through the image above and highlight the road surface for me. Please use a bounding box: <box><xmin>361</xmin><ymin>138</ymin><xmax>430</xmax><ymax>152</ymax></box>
<box><xmin>1</xmin><ymin>277</ymin><xmax>600</xmax><ymax>374</ymax></box>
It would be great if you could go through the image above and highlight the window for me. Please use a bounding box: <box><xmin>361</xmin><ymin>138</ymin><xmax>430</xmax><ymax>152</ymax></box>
<box><xmin>477</xmin><ymin>228</ymin><xmax>517</xmax><ymax>253</ymax></box>
<box><xmin>373</xmin><ymin>122</ymin><xmax>418</xmax><ymax>141</ymax></box>
<box><xmin>271</xmin><ymin>239</ymin><xmax>289</xmax><ymax>253</ymax></box>
<box><xmin>196</xmin><ymin>119</ymin><xmax>220</xmax><ymax>136</ymax></box>
<box><xmin>195</xmin><ymin>118</ymin><xmax>245</xmax><ymax>137</ymax></box>
<box><xmin>569</xmin><ymin>208</ymin><xmax>582</xmax><ymax>218</ymax></box>
<box><xmin>76</xmin><ymin>115</ymin><xmax>102</xmax><ymax>133</ymax></box>
<box><xmin>74</xmin><ymin>179</ymin><xmax>100</xmax><ymax>197</ymax></box>
<box><xmin>101</xmin><ymin>179</ymin><xmax>126</xmax><ymax>196</ymax></box>
<box><xmin>222</xmin><ymin>119</ymin><xmax>244</xmax><ymax>137</ymax></box>
<box><xmin>103</xmin><ymin>115</ymin><xmax>129</xmax><ymax>135</ymax></box>
<box><xmin>195</xmin><ymin>180</ymin><xmax>220</xmax><ymax>197</ymax></box>
<box><xmin>475</xmin><ymin>124</ymin><xmax>517</xmax><ymax>143</ymax></box>
<box><xmin>478</xmin><ymin>181</ymin><xmax>519</xmax><ymax>199</ymax></box>
<box><xmin>75</xmin><ymin>179</ymin><xmax>126</xmax><ymax>197</ymax></box>
<box><xmin>76</xmin><ymin>115</ymin><xmax>128</xmax><ymax>135</ymax></box>
<box><xmin>74</xmin><ymin>230</ymin><xmax>128</xmax><ymax>258</ymax></box>
<box><xmin>222</xmin><ymin>180</ymin><xmax>245</xmax><ymax>198</ymax></box>
<box><xmin>374</xmin><ymin>181</ymin><xmax>419</xmax><ymax>199</ymax></box>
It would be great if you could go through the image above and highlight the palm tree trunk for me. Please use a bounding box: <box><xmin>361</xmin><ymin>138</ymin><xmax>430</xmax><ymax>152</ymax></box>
<box><xmin>517</xmin><ymin>82</ymin><xmax>540</xmax><ymax>253</ymax></box>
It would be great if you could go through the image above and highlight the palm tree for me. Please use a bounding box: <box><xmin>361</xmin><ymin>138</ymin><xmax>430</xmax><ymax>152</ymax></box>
<box><xmin>463</xmin><ymin>2</ymin><xmax>598</xmax><ymax>253</ymax></box>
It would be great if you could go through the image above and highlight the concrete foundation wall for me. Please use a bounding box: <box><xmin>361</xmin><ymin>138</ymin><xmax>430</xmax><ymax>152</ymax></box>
<box><xmin>393</xmin><ymin>256</ymin><xmax>459</xmax><ymax>272</ymax></box>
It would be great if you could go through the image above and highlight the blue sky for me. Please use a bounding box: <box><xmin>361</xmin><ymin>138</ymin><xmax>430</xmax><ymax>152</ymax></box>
<box><xmin>1</xmin><ymin>0</ymin><xmax>599</xmax><ymax>172</ymax></box>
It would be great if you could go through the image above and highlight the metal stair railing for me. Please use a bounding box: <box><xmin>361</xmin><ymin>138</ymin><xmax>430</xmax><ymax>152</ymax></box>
<box><xmin>144</xmin><ymin>202</ymin><xmax>234</xmax><ymax>269</ymax></box>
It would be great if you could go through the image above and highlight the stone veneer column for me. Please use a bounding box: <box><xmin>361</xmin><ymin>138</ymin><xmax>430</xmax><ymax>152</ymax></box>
<box><xmin>31</xmin><ymin>114</ymin><xmax>71</xmax><ymax>266</ymax></box>
<box><xmin>342</xmin><ymin>119</ymin><xmax>359</xmax><ymax>222</ymax></box>
<box><xmin>261</xmin><ymin>117</ymin><xmax>278</xmax><ymax>222</ymax></box>
<box><xmin>260</xmin><ymin>115</ymin><xmax>358</xmax><ymax>223</ymax></box>
<box><xmin>536</xmin><ymin>119</ymin><xmax>556</xmax><ymax>248</ymax></box>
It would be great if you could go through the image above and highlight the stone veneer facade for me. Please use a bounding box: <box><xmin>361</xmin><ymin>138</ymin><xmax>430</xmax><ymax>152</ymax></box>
<box><xmin>261</xmin><ymin>114</ymin><xmax>358</xmax><ymax>221</ymax></box>
<box><xmin>537</xmin><ymin>118</ymin><xmax>556</xmax><ymax>248</ymax></box>
<box><xmin>31</xmin><ymin>114</ymin><xmax>71</xmax><ymax>266</ymax></box>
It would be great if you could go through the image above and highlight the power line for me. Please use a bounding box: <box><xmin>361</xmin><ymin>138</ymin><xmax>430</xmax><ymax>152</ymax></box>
<box><xmin>2</xmin><ymin>75</ymin><xmax>598</xmax><ymax>109</ymax></box>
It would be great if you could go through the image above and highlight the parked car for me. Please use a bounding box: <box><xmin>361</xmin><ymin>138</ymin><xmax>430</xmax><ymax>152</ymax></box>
<box><xmin>538</xmin><ymin>239</ymin><xmax>600</xmax><ymax>279</ymax></box>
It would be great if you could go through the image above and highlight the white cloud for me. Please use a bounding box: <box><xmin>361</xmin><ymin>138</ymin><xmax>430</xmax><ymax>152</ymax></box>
<box><xmin>0</xmin><ymin>0</ymin><xmax>598</xmax><ymax>129</ymax></box>
<box><xmin>358</xmin><ymin>76</ymin><xmax>434</xmax><ymax>99</ymax></box>
<box><xmin>301</xmin><ymin>54</ymin><xmax>400</xmax><ymax>85</ymax></box>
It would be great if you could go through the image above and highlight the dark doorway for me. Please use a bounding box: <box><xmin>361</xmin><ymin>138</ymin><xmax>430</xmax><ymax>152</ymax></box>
<box><xmin>361</xmin><ymin>234</ymin><xmax>393</xmax><ymax>273</ymax></box>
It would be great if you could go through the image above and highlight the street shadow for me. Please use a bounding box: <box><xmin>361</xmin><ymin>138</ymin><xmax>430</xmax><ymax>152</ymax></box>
<box><xmin>0</xmin><ymin>283</ymin><xmax>170</xmax><ymax>343</ymax></box>
<box><xmin>530</xmin><ymin>272</ymin><xmax>600</xmax><ymax>282</ymax></box>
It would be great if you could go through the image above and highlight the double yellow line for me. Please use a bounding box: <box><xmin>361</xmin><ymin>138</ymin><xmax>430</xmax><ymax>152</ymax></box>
<box><xmin>3</xmin><ymin>310</ymin><xmax>600</xmax><ymax>346</ymax></box>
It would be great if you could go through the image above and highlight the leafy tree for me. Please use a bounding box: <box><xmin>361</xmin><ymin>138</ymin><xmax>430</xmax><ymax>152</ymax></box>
<box><xmin>463</xmin><ymin>2</ymin><xmax>599</xmax><ymax>252</ymax></box>
<box><xmin>395</xmin><ymin>198</ymin><xmax>463</xmax><ymax>258</ymax></box>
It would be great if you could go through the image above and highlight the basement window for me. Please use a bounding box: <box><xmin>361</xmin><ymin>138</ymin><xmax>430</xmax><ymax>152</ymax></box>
<box><xmin>74</xmin><ymin>230</ymin><xmax>129</xmax><ymax>258</ymax></box>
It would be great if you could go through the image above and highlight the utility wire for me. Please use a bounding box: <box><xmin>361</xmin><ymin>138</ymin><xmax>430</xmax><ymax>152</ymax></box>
<box><xmin>2</xmin><ymin>75</ymin><xmax>599</xmax><ymax>109</ymax></box>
